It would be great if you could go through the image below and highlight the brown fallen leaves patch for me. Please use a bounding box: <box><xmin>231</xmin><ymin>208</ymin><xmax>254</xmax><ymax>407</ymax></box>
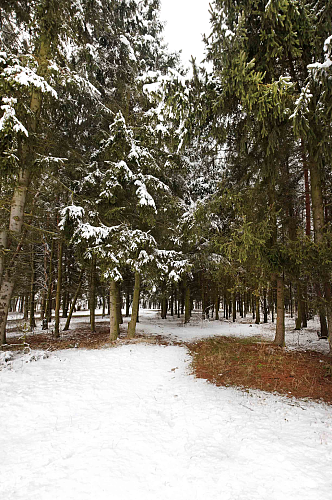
<box><xmin>187</xmin><ymin>336</ymin><xmax>332</xmax><ymax>404</ymax></box>
<box><xmin>4</xmin><ymin>321</ymin><xmax>177</xmax><ymax>352</ymax></box>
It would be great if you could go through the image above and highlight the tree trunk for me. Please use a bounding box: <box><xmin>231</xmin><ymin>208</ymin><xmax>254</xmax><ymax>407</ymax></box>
<box><xmin>89</xmin><ymin>253</ymin><xmax>96</xmax><ymax>333</ymax></box>
<box><xmin>295</xmin><ymin>283</ymin><xmax>302</xmax><ymax>330</ymax></box>
<box><xmin>274</xmin><ymin>275</ymin><xmax>285</xmax><ymax>346</ymax></box>
<box><xmin>128</xmin><ymin>272</ymin><xmax>140</xmax><ymax>338</ymax></box>
<box><xmin>324</xmin><ymin>283</ymin><xmax>332</xmax><ymax>352</ymax></box>
<box><xmin>255</xmin><ymin>292</ymin><xmax>260</xmax><ymax>324</ymax></box>
<box><xmin>29</xmin><ymin>245</ymin><xmax>36</xmax><ymax>330</ymax></box>
<box><xmin>0</xmin><ymin>280</ymin><xmax>15</xmax><ymax>344</ymax></box>
<box><xmin>61</xmin><ymin>248</ymin><xmax>68</xmax><ymax>317</ymax></box>
<box><xmin>125</xmin><ymin>287</ymin><xmax>130</xmax><ymax>317</ymax></box>
<box><xmin>289</xmin><ymin>282</ymin><xmax>293</xmax><ymax>319</ymax></box>
<box><xmin>117</xmin><ymin>282</ymin><xmax>123</xmax><ymax>325</ymax></box>
<box><xmin>302</xmin><ymin>285</ymin><xmax>308</xmax><ymax>327</ymax></box>
<box><xmin>102</xmin><ymin>294</ymin><xmax>106</xmax><ymax>318</ymax></box>
<box><xmin>45</xmin><ymin>238</ymin><xmax>55</xmax><ymax>323</ymax></box>
<box><xmin>263</xmin><ymin>289</ymin><xmax>268</xmax><ymax>323</ymax></box>
<box><xmin>309</xmin><ymin>159</ymin><xmax>332</xmax><ymax>347</ymax></box>
<box><xmin>170</xmin><ymin>287</ymin><xmax>174</xmax><ymax>316</ymax></box>
<box><xmin>161</xmin><ymin>294</ymin><xmax>167</xmax><ymax>319</ymax></box>
<box><xmin>63</xmin><ymin>270</ymin><xmax>83</xmax><ymax>331</ymax></box>
<box><xmin>54</xmin><ymin>239</ymin><xmax>63</xmax><ymax>338</ymax></box>
<box><xmin>184</xmin><ymin>282</ymin><xmax>190</xmax><ymax>324</ymax></box>
<box><xmin>215</xmin><ymin>294</ymin><xmax>219</xmax><ymax>320</ymax></box>
<box><xmin>110</xmin><ymin>279</ymin><xmax>119</xmax><ymax>341</ymax></box>
<box><xmin>23</xmin><ymin>292</ymin><xmax>29</xmax><ymax>320</ymax></box>
<box><xmin>0</xmin><ymin>230</ymin><xmax>7</xmax><ymax>287</ymax></box>
<box><xmin>0</xmin><ymin>169</ymin><xmax>30</xmax><ymax>344</ymax></box>
<box><xmin>301</xmin><ymin>141</ymin><xmax>311</xmax><ymax>238</ymax></box>
<box><xmin>232</xmin><ymin>292</ymin><xmax>236</xmax><ymax>322</ymax></box>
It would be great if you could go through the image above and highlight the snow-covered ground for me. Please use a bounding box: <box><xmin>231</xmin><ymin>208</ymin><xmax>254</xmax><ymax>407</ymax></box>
<box><xmin>134</xmin><ymin>309</ymin><xmax>329</xmax><ymax>355</ymax></box>
<box><xmin>1</xmin><ymin>310</ymin><xmax>332</xmax><ymax>499</ymax></box>
<box><xmin>7</xmin><ymin>308</ymin><xmax>329</xmax><ymax>355</ymax></box>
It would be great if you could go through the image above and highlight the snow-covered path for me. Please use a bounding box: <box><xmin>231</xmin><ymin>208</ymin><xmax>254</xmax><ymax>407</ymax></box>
<box><xmin>1</xmin><ymin>344</ymin><xmax>332</xmax><ymax>500</ymax></box>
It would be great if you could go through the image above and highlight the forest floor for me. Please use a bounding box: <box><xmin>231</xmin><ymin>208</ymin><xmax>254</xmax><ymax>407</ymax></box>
<box><xmin>4</xmin><ymin>309</ymin><xmax>332</xmax><ymax>403</ymax></box>
<box><xmin>1</xmin><ymin>310</ymin><xmax>332</xmax><ymax>499</ymax></box>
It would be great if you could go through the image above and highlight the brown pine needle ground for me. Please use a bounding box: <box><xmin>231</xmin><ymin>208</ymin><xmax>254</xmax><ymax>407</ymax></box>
<box><xmin>188</xmin><ymin>336</ymin><xmax>332</xmax><ymax>404</ymax></box>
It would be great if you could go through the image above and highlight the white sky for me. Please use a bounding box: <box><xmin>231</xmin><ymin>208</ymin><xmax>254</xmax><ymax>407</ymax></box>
<box><xmin>159</xmin><ymin>0</ymin><xmax>212</xmax><ymax>69</ymax></box>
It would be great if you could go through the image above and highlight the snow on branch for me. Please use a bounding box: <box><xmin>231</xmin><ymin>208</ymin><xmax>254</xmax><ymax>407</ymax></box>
<box><xmin>3</xmin><ymin>64</ymin><xmax>57</xmax><ymax>98</ymax></box>
<box><xmin>134</xmin><ymin>180</ymin><xmax>156</xmax><ymax>209</ymax></box>
<box><xmin>0</xmin><ymin>97</ymin><xmax>28</xmax><ymax>136</ymax></box>
<box><xmin>74</xmin><ymin>223</ymin><xmax>121</xmax><ymax>244</ymax></box>
<box><xmin>308</xmin><ymin>35</ymin><xmax>332</xmax><ymax>73</ymax></box>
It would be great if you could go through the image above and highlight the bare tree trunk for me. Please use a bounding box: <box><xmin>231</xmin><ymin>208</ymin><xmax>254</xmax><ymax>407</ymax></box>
<box><xmin>214</xmin><ymin>294</ymin><xmax>219</xmax><ymax>320</ymax></box>
<box><xmin>263</xmin><ymin>289</ymin><xmax>268</xmax><ymax>323</ymax></box>
<box><xmin>117</xmin><ymin>282</ymin><xmax>123</xmax><ymax>325</ymax></box>
<box><xmin>89</xmin><ymin>254</ymin><xmax>96</xmax><ymax>333</ymax></box>
<box><xmin>255</xmin><ymin>293</ymin><xmax>260</xmax><ymax>324</ymax></box>
<box><xmin>274</xmin><ymin>275</ymin><xmax>285</xmax><ymax>346</ymax></box>
<box><xmin>110</xmin><ymin>279</ymin><xmax>119</xmax><ymax>341</ymax></box>
<box><xmin>45</xmin><ymin>238</ymin><xmax>54</xmax><ymax>323</ymax></box>
<box><xmin>0</xmin><ymin>170</ymin><xmax>30</xmax><ymax>344</ymax></box>
<box><xmin>54</xmin><ymin>240</ymin><xmax>63</xmax><ymax>338</ymax></box>
<box><xmin>232</xmin><ymin>292</ymin><xmax>236</xmax><ymax>322</ymax></box>
<box><xmin>0</xmin><ymin>230</ymin><xmax>7</xmax><ymax>287</ymax></box>
<box><xmin>125</xmin><ymin>287</ymin><xmax>130</xmax><ymax>317</ymax></box>
<box><xmin>61</xmin><ymin>249</ymin><xmax>68</xmax><ymax>318</ymax></box>
<box><xmin>0</xmin><ymin>280</ymin><xmax>15</xmax><ymax>344</ymax></box>
<box><xmin>128</xmin><ymin>272</ymin><xmax>140</xmax><ymax>338</ymax></box>
<box><xmin>295</xmin><ymin>283</ymin><xmax>302</xmax><ymax>330</ymax></box>
<box><xmin>324</xmin><ymin>283</ymin><xmax>332</xmax><ymax>352</ymax></box>
<box><xmin>29</xmin><ymin>245</ymin><xmax>36</xmax><ymax>330</ymax></box>
<box><xmin>23</xmin><ymin>292</ymin><xmax>29</xmax><ymax>320</ymax></box>
<box><xmin>184</xmin><ymin>282</ymin><xmax>190</xmax><ymax>324</ymax></box>
<box><xmin>309</xmin><ymin>158</ymin><xmax>332</xmax><ymax>349</ymax></box>
<box><xmin>63</xmin><ymin>269</ymin><xmax>83</xmax><ymax>331</ymax></box>
<box><xmin>170</xmin><ymin>286</ymin><xmax>174</xmax><ymax>316</ymax></box>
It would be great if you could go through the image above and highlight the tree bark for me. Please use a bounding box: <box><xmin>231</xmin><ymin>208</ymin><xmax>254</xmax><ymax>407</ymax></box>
<box><xmin>255</xmin><ymin>292</ymin><xmax>260</xmax><ymax>324</ymax></box>
<box><xmin>309</xmin><ymin>159</ymin><xmax>324</xmax><ymax>244</ymax></box>
<box><xmin>309</xmin><ymin>158</ymin><xmax>332</xmax><ymax>349</ymax></box>
<box><xmin>263</xmin><ymin>289</ymin><xmax>268</xmax><ymax>323</ymax></box>
<box><xmin>54</xmin><ymin>239</ymin><xmax>63</xmax><ymax>338</ymax></box>
<box><xmin>214</xmin><ymin>294</ymin><xmax>219</xmax><ymax>320</ymax></box>
<box><xmin>184</xmin><ymin>282</ymin><xmax>190</xmax><ymax>324</ymax></box>
<box><xmin>110</xmin><ymin>279</ymin><xmax>119</xmax><ymax>341</ymax></box>
<box><xmin>89</xmin><ymin>253</ymin><xmax>96</xmax><ymax>333</ymax></box>
<box><xmin>29</xmin><ymin>245</ymin><xmax>36</xmax><ymax>330</ymax></box>
<box><xmin>45</xmin><ymin>238</ymin><xmax>54</xmax><ymax>323</ymax></box>
<box><xmin>0</xmin><ymin>230</ymin><xmax>7</xmax><ymax>287</ymax></box>
<box><xmin>295</xmin><ymin>283</ymin><xmax>302</xmax><ymax>330</ymax></box>
<box><xmin>63</xmin><ymin>269</ymin><xmax>83</xmax><ymax>331</ymax></box>
<box><xmin>117</xmin><ymin>282</ymin><xmax>123</xmax><ymax>325</ymax></box>
<box><xmin>128</xmin><ymin>271</ymin><xmax>140</xmax><ymax>338</ymax></box>
<box><xmin>0</xmin><ymin>170</ymin><xmax>30</xmax><ymax>344</ymax></box>
<box><xmin>232</xmin><ymin>292</ymin><xmax>236</xmax><ymax>322</ymax></box>
<box><xmin>0</xmin><ymin>280</ymin><xmax>15</xmax><ymax>345</ymax></box>
<box><xmin>274</xmin><ymin>275</ymin><xmax>285</xmax><ymax>346</ymax></box>
<box><xmin>125</xmin><ymin>287</ymin><xmax>130</xmax><ymax>317</ymax></box>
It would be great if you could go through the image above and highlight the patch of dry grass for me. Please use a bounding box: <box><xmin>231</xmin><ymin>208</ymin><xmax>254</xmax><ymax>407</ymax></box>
<box><xmin>187</xmin><ymin>336</ymin><xmax>332</xmax><ymax>404</ymax></box>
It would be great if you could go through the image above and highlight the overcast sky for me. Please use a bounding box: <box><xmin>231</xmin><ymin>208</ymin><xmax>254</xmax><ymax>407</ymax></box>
<box><xmin>159</xmin><ymin>0</ymin><xmax>212</xmax><ymax>69</ymax></box>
